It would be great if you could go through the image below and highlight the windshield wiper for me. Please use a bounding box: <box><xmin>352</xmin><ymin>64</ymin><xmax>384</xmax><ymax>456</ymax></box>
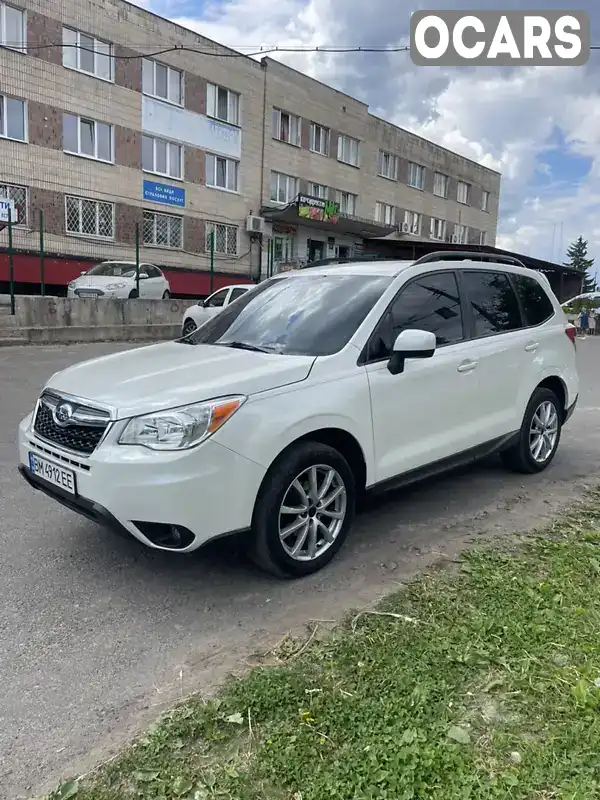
<box><xmin>219</xmin><ymin>341</ymin><xmax>275</xmax><ymax>353</ymax></box>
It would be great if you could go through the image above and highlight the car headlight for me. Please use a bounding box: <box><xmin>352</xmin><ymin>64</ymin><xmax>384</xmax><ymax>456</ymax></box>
<box><xmin>118</xmin><ymin>396</ymin><xmax>246</xmax><ymax>451</ymax></box>
<box><xmin>106</xmin><ymin>282</ymin><xmax>128</xmax><ymax>290</ymax></box>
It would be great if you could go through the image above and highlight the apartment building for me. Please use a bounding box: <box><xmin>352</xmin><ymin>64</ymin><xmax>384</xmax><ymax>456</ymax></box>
<box><xmin>0</xmin><ymin>0</ymin><xmax>501</xmax><ymax>295</ymax></box>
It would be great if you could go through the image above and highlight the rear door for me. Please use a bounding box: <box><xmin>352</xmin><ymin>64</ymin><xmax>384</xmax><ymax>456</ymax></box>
<box><xmin>145</xmin><ymin>265</ymin><xmax>164</xmax><ymax>298</ymax></box>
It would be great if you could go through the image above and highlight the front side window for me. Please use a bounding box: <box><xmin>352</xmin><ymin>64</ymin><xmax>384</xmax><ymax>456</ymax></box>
<box><xmin>461</xmin><ymin>270</ymin><xmax>522</xmax><ymax>338</ymax></box>
<box><xmin>205</xmin><ymin>221</ymin><xmax>238</xmax><ymax>256</ymax></box>
<box><xmin>205</xmin><ymin>288</ymin><xmax>228</xmax><ymax>307</ymax></box>
<box><xmin>230</xmin><ymin>287</ymin><xmax>248</xmax><ymax>302</ymax></box>
<box><xmin>65</xmin><ymin>196</ymin><xmax>114</xmax><ymax>238</ymax></box>
<box><xmin>0</xmin><ymin>93</ymin><xmax>26</xmax><ymax>141</ymax></box>
<box><xmin>185</xmin><ymin>274</ymin><xmax>393</xmax><ymax>356</ymax></box>
<box><xmin>142</xmin><ymin>59</ymin><xmax>182</xmax><ymax>105</ymax></box>
<box><xmin>62</xmin><ymin>27</ymin><xmax>113</xmax><ymax>80</ymax></box>
<box><xmin>511</xmin><ymin>274</ymin><xmax>555</xmax><ymax>327</ymax></box>
<box><xmin>206</xmin><ymin>153</ymin><xmax>239</xmax><ymax>192</ymax></box>
<box><xmin>207</xmin><ymin>83</ymin><xmax>239</xmax><ymax>126</ymax></box>
<box><xmin>143</xmin><ymin>210</ymin><xmax>183</xmax><ymax>249</ymax></box>
<box><xmin>1</xmin><ymin>2</ymin><xmax>25</xmax><ymax>51</ymax></box>
<box><xmin>63</xmin><ymin>114</ymin><xmax>112</xmax><ymax>162</ymax></box>
<box><xmin>142</xmin><ymin>135</ymin><xmax>182</xmax><ymax>179</ymax></box>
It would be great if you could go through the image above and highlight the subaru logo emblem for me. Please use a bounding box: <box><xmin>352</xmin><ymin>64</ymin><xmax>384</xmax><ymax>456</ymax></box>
<box><xmin>53</xmin><ymin>402</ymin><xmax>74</xmax><ymax>427</ymax></box>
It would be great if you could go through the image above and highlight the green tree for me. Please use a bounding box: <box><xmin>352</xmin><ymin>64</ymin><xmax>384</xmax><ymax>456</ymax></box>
<box><xmin>564</xmin><ymin>235</ymin><xmax>596</xmax><ymax>292</ymax></box>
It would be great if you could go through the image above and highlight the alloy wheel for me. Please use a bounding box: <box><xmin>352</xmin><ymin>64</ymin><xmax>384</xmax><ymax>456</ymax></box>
<box><xmin>529</xmin><ymin>400</ymin><xmax>559</xmax><ymax>463</ymax></box>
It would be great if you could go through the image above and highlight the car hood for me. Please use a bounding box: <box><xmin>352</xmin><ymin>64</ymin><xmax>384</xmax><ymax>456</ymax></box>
<box><xmin>72</xmin><ymin>275</ymin><xmax>134</xmax><ymax>287</ymax></box>
<box><xmin>45</xmin><ymin>341</ymin><xmax>316</xmax><ymax>419</ymax></box>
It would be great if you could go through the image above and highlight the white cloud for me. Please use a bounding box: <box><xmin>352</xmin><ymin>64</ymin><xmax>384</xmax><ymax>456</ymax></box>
<box><xmin>148</xmin><ymin>0</ymin><xmax>600</xmax><ymax>266</ymax></box>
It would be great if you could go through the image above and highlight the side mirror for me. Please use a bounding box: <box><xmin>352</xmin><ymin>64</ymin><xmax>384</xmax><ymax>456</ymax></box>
<box><xmin>202</xmin><ymin>298</ymin><xmax>210</xmax><ymax>308</ymax></box>
<box><xmin>387</xmin><ymin>329</ymin><xmax>436</xmax><ymax>375</ymax></box>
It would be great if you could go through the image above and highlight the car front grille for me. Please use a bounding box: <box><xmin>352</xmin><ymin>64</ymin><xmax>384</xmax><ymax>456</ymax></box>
<box><xmin>33</xmin><ymin>392</ymin><xmax>111</xmax><ymax>456</ymax></box>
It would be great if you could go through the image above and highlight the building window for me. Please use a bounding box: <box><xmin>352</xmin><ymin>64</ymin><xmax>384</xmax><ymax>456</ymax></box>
<box><xmin>1</xmin><ymin>2</ymin><xmax>25</xmax><ymax>51</ymax></box>
<box><xmin>270</xmin><ymin>171</ymin><xmax>298</xmax><ymax>204</ymax></box>
<box><xmin>335</xmin><ymin>191</ymin><xmax>357</xmax><ymax>216</ymax></box>
<box><xmin>143</xmin><ymin>210</ymin><xmax>183</xmax><ymax>249</ymax></box>
<box><xmin>0</xmin><ymin>183</ymin><xmax>26</xmax><ymax>225</ymax></box>
<box><xmin>206</xmin><ymin>83</ymin><xmax>240</xmax><ymax>126</ymax></box>
<box><xmin>206</xmin><ymin>153</ymin><xmax>239</xmax><ymax>192</ymax></box>
<box><xmin>65</xmin><ymin>195</ymin><xmax>114</xmax><ymax>239</ymax></box>
<box><xmin>378</xmin><ymin>151</ymin><xmax>398</xmax><ymax>181</ymax></box>
<box><xmin>0</xmin><ymin>94</ymin><xmax>26</xmax><ymax>141</ymax></box>
<box><xmin>309</xmin><ymin>123</ymin><xmax>329</xmax><ymax>155</ymax></box>
<box><xmin>337</xmin><ymin>135</ymin><xmax>359</xmax><ymax>167</ymax></box>
<box><xmin>375</xmin><ymin>202</ymin><xmax>395</xmax><ymax>226</ymax></box>
<box><xmin>205</xmin><ymin>221</ymin><xmax>238</xmax><ymax>256</ymax></box>
<box><xmin>63</xmin><ymin>114</ymin><xmax>113</xmax><ymax>162</ymax></box>
<box><xmin>454</xmin><ymin>224</ymin><xmax>468</xmax><ymax>244</ymax></box>
<box><xmin>430</xmin><ymin>217</ymin><xmax>446</xmax><ymax>241</ymax></box>
<box><xmin>408</xmin><ymin>162</ymin><xmax>425</xmax><ymax>190</ymax></box>
<box><xmin>404</xmin><ymin>210</ymin><xmax>421</xmax><ymax>235</ymax></box>
<box><xmin>433</xmin><ymin>172</ymin><xmax>449</xmax><ymax>198</ymax></box>
<box><xmin>142</xmin><ymin>58</ymin><xmax>183</xmax><ymax>106</ymax></box>
<box><xmin>309</xmin><ymin>183</ymin><xmax>328</xmax><ymax>199</ymax></box>
<box><xmin>142</xmin><ymin>135</ymin><xmax>182</xmax><ymax>180</ymax></box>
<box><xmin>272</xmin><ymin>108</ymin><xmax>301</xmax><ymax>146</ymax></box>
<box><xmin>479</xmin><ymin>230</ymin><xmax>487</xmax><ymax>245</ymax></box>
<box><xmin>62</xmin><ymin>27</ymin><xmax>113</xmax><ymax>81</ymax></box>
<box><xmin>481</xmin><ymin>190</ymin><xmax>490</xmax><ymax>212</ymax></box>
<box><xmin>457</xmin><ymin>181</ymin><xmax>470</xmax><ymax>204</ymax></box>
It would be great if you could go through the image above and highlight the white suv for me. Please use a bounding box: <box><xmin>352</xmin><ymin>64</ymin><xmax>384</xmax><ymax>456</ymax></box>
<box><xmin>18</xmin><ymin>256</ymin><xmax>578</xmax><ymax>578</ymax></box>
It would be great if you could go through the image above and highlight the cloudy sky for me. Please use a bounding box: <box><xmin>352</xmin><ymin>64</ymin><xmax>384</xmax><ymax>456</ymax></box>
<box><xmin>136</xmin><ymin>0</ymin><xmax>599</xmax><ymax>270</ymax></box>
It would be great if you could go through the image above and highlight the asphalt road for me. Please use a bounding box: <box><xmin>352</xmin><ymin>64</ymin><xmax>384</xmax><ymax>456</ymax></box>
<box><xmin>1</xmin><ymin>339</ymin><xmax>600</xmax><ymax>798</ymax></box>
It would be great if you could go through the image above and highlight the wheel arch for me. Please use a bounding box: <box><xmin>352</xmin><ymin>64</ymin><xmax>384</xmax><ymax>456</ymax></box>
<box><xmin>535</xmin><ymin>376</ymin><xmax>567</xmax><ymax>420</ymax></box>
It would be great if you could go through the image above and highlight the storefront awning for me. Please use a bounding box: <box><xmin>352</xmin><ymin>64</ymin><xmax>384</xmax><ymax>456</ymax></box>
<box><xmin>261</xmin><ymin>195</ymin><xmax>397</xmax><ymax>239</ymax></box>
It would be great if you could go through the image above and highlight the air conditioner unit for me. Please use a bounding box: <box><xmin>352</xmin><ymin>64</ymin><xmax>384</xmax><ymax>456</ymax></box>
<box><xmin>451</xmin><ymin>234</ymin><xmax>459</xmax><ymax>244</ymax></box>
<box><xmin>246</xmin><ymin>215</ymin><xmax>266</xmax><ymax>234</ymax></box>
<box><xmin>401</xmin><ymin>222</ymin><xmax>411</xmax><ymax>233</ymax></box>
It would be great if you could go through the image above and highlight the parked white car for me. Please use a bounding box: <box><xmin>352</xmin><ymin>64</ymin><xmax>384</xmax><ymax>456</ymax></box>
<box><xmin>67</xmin><ymin>261</ymin><xmax>171</xmax><ymax>300</ymax></box>
<box><xmin>19</xmin><ymin>257</ymin><xmax>578</xmax><ymax>578</ymax></box>
<box><xmin>562</xmin><ymin>291</ymin><xmax>600</xmax><ymax>306</ymax></box>
<box><xmin>181</xmin><ymin>284</ymin><xmax>251</xmax><ymax>336</ymax></box>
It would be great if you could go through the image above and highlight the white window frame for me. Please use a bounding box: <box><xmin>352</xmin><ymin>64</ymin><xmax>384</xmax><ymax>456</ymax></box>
<box><xmin>454</xmin><ymin>224</ymin><xmax>468</xmax><ymax>244</ymax></box>
<box><xmin>143</xmin><ymin>209</ymin><xmax>183</xmax><ymax>250</ymax></box>
<box><xmin>205</xmin><ymin>221</ymin><xmax>239</xmax><ymax>257</ymax></box>
<box><xmin>481</xmin><ymin>190</ymin><xmax>490</xmax><ymax>212</ymax></box>
<box><xmin>309</xmin><ymin>122</ymin><xmax>329</xmax><ymax>156</ymax></box>
<box><xmin>142</xmin><ymin>58</ymin><xmax>183</xmax><ymax>106</ymax></box>
<box><xmin>64</xmin><ymin>195</ymin><xmax>115</xmax><ymax>240</ymax></box>
<box><xmin>272</xmin><ymin>108</ymin><xmax>301</xmax><ymax>147</ymax></box>
<box><xmin>270</xmin><ymin>171</ymin><xmax>299</xmax><ymax>205</ymax></box>
<box><xmin>479</xmin><ymin>230</ymin><xmax>487</xmax><ymax>245</ymax></box>
<box><xmin>0</xmin><ymin>93</ymin><xmax>27</xmax><ymax>142</ymax></box>
<box><xmin>0</xmin><ymin>182</ymin><xmax>27</xmax><ymax>226</ymax></box>
<box><xmin>1</xmin><ymin>2</ymin><xmax>26</xmax><ymax>52</ymax></box>
<box><xmin>375</xmin><ymin>202</ymin><xmax>395</xmax><ymax>226</ymax></box>
<box><xmin>457</xmin><ymin>181</ymin><xmax>470</xmax><ymax>205</ymax></box>
<box><xmin>337</xmin><ymin>134</ymin><xmax>360</xmax><ymax>167</ymax></box>
<box><xmin>404</xmin><ymin>210</ymin><xmax>422</xmax><ymax>236</ymax></box>
<box><xmin>378</xmin><ymin>151</ymin><xmax>398</xmax><ymax>181</ymax></box>
<box><xmin>62</xmin><ymin>27</ymin><xmax>113</xmax><ymax>82</ymax></box>
<box><xmin>335</xmin><ymin>190</ymin><xmax>358</xmax><ymax>217</ymax></box>
<box><xmin>433</xmin><ymin>172</ymin><xmax>448</xmax><ymax>198</ymax></box>
<box><xmin>63</xmin><ymin>114</ymin><xmax>114</xmax><ymax>163</ymax></box>
<box><xmin>408</xmin><ymin>162</ymin><xmax>425</xmax><ymax>190</ymax></box>
<box><xmin>205</xmin><ymin>153</ymin><xmax>239</xmax><ymax>193</ymax></box>
<box><xmin>309</xmin><ymin>183</ymin><xmax>328</xmax><ymax>199</ymax></box>
<box><xmin>142</xmin><ymin>135</ymin><xmax>183</xmax><ymax>180</ymax></box>
<box><xmin>206</xmin><ymin>83</ymin><xmax>240</xmax><ymax>126</ymax></box>
<box><xmin>429</xmin><ymin>217</ymin><xmax>446</xmax><ymax>241</ymax></box>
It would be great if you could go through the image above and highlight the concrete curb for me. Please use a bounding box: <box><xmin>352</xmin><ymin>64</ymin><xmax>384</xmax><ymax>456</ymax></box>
<box><xmin>0</xmin><ymin>323</ymin><xmax>181</xmax><ymax>345</ymax></box>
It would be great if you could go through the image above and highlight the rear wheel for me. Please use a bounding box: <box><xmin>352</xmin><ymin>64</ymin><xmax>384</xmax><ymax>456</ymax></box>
<box><xmin>182</xmin><ymin>318</ymin><xmax>197</xmax><ymax>336</ymax></box>
<box><xmin>128</xmin><ymin>289</ymin><xmax>139</xmax><ymax>299</ymax></box>
<box><xmin>162</xmin><ymin>290</ymin><xmax>171</xmax><ymax>299</ymax></box>
<box><xmin>248</xmin><ymin>441</ymin><xmax>356</xmax><ymax>578</ymax></box>
<box><xmin>500</xmin><ymin>387</ymin><xmax>562</xmax><ymax>474</ymax></box>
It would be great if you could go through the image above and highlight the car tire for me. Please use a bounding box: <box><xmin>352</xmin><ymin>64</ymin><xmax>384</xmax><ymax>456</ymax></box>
<box><xmin>247</xmin><ymin>441</ymin><xmax>356</xmax><ymax>578</ymax></box>
<box><xmin>128</xmin><ymin>289</ymin><xmax>139</xmax><ymax>299</ymax></box>
<box><xmin>182</xmin><ymin>318</ymin><xmax>197</xmax><ymax>336</ymax></box>
<box><xmin>163</xmin><ymin>290</ymin><xmax>171</xmax><ymax>299</ymax></box>
<box><xmin>500</xmin><ymin>387</ymin><xmax>562</xmax><ymax>474</ymax></box>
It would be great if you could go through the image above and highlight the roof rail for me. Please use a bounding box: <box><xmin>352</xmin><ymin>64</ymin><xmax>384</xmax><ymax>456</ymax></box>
<box><xmin>412</xmin><ymin>250</ymin><xmax>527</xmax><ymax>268</ymax></box>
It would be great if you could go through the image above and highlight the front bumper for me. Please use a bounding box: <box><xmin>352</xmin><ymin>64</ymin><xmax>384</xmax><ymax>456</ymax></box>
<box><xmin>18</xmin><ymin>413</ymin><xmax>265</xmax><ymax>553</ymax></box>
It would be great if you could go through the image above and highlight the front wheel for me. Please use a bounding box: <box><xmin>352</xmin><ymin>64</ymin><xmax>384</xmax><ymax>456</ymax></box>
<box><xmin>248</xmin><ymin>441</ymin><xmax>356</xmax><ymax>578</ymax></box>
<box><xmin>500</xmin><ymin>387</ymin><xmax>562</xmax><ymax>474</ymax></box>
<box><xmin>182</xmin><ymin>318</ymin><xmax>197</xmax><ymax>336</ymax></box>
<box><xmin>162</xmin><ymin>290</ymin><xmax>171</xmax><ymax>299</ymax></box>
<box><xmin>128</xmin><ymin>289</ymin><xmax>139</xmax><ymax>299</ymax></box>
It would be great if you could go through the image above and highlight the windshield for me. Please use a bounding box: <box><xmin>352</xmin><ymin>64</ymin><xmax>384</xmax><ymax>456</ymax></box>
<box><xmin>86</xmin><ymin>262</ymin><xmax>137</xmax><ymax>278</ymax></box>
<box><xmin>182</xmin><ymin>273</ymin><xmax>393</xmax><ymax>356</ymax></box>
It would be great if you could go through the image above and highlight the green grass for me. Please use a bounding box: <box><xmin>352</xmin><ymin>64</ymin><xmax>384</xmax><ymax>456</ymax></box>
<box><xmin>45</xmin><ymin>494</ymin><xmax>600</xmax><ymax>800</ymax></box>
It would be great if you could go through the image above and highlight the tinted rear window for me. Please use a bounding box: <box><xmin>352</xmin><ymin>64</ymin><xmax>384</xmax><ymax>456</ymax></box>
<box><xmin>511</xmin><ymin>274</ymin><xmax>555</xmax><ymax>326</ymax></box>
<box><xmin>461</xmin><ymin>270</ymin><xmax>522</xmax><ymax>337</ymax></box>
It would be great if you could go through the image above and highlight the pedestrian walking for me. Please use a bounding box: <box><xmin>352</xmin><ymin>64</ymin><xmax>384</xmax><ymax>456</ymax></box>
<box><xmin>589</xmin><ymin>309</ymin><xmax>596</xmax><ymax>336</ymax></box>
<box><xmin>580</xmin><ymin>309</ymin><xmax>589</xmax><ymax>337</ymax></box>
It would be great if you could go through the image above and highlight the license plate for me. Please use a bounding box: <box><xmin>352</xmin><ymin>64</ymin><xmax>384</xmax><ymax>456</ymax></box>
<box><xmin>77</xmin><ymin>291</ymin><xmax>97</xmax><ymax>298</ymax></box>
<box><xmin>28</xmin><ymin>452</ymin><xmax>77</xmax><ymax>495</ymax></box>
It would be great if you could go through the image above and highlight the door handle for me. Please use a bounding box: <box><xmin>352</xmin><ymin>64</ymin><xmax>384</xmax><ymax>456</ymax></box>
<box><xmin>457</xmin><ymin>359</ymin><xmax>478</xmax><ymax>373</ymax></box>
<box><xmin>524</xmin><ymin>341</ymin><xmax>539</xmax><ymax>352</ymax></box>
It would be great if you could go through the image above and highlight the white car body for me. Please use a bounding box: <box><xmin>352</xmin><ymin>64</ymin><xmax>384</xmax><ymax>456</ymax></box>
<box><xmin>181</xmin><ymin>284</ymin><xmax>251</xmax><ymax>335</ymax></box>
<box><xmin>562</xmin><ymin>291</ymin><xmax>600</xmax><ymax>306</ymax></box>
<box><xmin>19</xmin><ymin>258</ymin><xmax>579</xmax><ymax>577</ymax></box>
<box><xmin>67</xmin><ymin>261</ymin><xmax>170</xmax><ymax>300</ymax></box>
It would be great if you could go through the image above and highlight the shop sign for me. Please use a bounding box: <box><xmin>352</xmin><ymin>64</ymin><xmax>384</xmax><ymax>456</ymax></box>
<box><xmin>297</xmin><ymin>195</ymin><xmax>339</xmax><ymax>224</ymax></box>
